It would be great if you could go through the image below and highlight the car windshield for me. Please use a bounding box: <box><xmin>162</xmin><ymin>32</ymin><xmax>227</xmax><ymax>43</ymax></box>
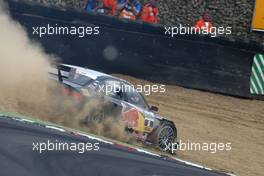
<box><xmin>124</xmin><ymin>85</ymin><xmax>149</xmax><ymax>110</ymax></box>
<box><xmin>97</xmin><ymin>77</ymin><xmax>149</xmax><ymax>109</ymax></box>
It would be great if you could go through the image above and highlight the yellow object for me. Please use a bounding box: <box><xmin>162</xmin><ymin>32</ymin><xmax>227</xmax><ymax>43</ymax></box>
<box><xmin>252</xmin><ymin>0</ymin><xmax>264</xmax><ymax>31</ymax></box>
<box><xmin>134</xmin><ymin>112</ymin><xmax>146</xmax><ymax>132</ymax></box>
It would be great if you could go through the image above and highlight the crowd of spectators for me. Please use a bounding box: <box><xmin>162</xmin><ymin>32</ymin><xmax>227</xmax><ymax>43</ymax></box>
<box><xmin>26</xmin><ymin>0</ymin><xmax>264</xmax><ymax>43</ymax></box>
<box><xmin>85</xmin><ymin>0</ymin><xmax>214</xmax><ymax>34</ymax></box>
<box><xmin>85</xmin><ymin>0</ymin><xmax>159</xmax><ymax>24</ymax></box>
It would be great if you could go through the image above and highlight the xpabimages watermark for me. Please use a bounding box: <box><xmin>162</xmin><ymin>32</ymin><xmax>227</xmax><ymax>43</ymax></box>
<box><xmin>32</xmin><ymin>24</ymin><xmax>100</xmax><ymax>38</ymax></box>
<box><xmin>164</xmin><ymin>140</ymin><xmax>232</xmax><ymax>154</ymax></box>
<box><xmin>97</xmin><ymin>83</ymin><xmax>166</xmax><ymax>96</ymax></box>
<box><xmin>164</xmin><ymin>24</ymin><xmax>232</xmax><ymax>38</ymax></box>
<box><xmin>32</xmin><ymin>140</ymin><xmax>100</xmax><ymax>154</ymax></box>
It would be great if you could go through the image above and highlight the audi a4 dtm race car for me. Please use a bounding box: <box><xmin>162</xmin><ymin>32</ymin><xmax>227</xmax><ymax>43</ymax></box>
<box><xmin>49</xmin><ymin>64</ymin><xmax>177</xmax><ymax>151</ymax></box>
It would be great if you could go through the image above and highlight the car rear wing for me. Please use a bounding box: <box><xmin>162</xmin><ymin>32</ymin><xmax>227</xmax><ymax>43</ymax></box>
<box><xmin>49</xmin><ymin>64</ymin><xmax>77</xmax><ymax>82</ymax></box>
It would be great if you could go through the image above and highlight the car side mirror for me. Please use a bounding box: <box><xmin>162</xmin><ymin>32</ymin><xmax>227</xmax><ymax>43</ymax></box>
<box><xmin>150</xmin><ymin>106</ymin><xmax>158</xmax><ymax>112</ymax></box>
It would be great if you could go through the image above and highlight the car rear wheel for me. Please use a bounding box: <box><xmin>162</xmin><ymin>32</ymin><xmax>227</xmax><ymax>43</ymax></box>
<box><xmin>89</xmin><ymin>109</ymin><xmax>106</xmax><ymax>123</ymax></box>
<box><xmin>80</xmin><ymin>103</ymin><xmax>121</xmax><ymax>126</ymax></box>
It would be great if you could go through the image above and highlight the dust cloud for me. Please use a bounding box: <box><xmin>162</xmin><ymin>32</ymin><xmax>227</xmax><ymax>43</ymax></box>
<box><xmin>0</xmin><ymin>1</ymin><xmax>130</xmax><ymax>143</ymax></box>
<box><xmin>0</xmin><ymin>0</ymin><xmax>54</xmax><ymax>116</ymax></box>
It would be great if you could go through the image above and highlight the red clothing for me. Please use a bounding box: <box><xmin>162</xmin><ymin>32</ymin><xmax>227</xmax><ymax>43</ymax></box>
<box><xmin>141</xmin><ymin>4</ymin><xmax>158</xmax><ymax>24</ymax></box>
<box><xmin>119</xmin><ymin>9</ymin><xmax>136</xmax><ymax>20</ymax></box>
<box><xmin>103</xmin><ymin>0</ymin><xmax>117</xmax><ymax>15</ymax></box>
<box><xmin>195</xmin><ymin>19</ymin><xmax>213</xmax><ymax>33</ymax></box>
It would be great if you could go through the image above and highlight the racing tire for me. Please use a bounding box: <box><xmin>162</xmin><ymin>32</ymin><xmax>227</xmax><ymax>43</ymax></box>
<box><xmin>80</xmin><ymin>103</ymin><xmax>120</xmax><ymax>126</ymax></box>
<box><xmin>156</xmin><ymin>122</ymin><xmax>176</xmax><ymax>152</ymax></box>
<box><xmin>89</xmin><ymin>108</ymin><xmax>106</xmax><ymax>123</ymax></box>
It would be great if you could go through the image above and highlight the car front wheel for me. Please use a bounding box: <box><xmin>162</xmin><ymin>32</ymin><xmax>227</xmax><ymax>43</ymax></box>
<box><xmin>157</xmin><ymin>122</ymin><xmax>176</xmax><ymax>152</ymax></box>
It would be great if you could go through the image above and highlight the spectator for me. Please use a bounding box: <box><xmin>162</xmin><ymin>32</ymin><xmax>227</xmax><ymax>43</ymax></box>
<box><xmin>141</xmin><ymin>0</ymin><xmax>159</xmax><ymax>24</ymax></box>
<box><xmin>103</xmin><ymin>0</ymin><xmax>117</xmax><ymax>16</ymax></box>
<box><xmin>119</xmin><ymin>0</ymin><xmax>142</xmax><ymax>20</ymax></box>
<box><xmin>117</xmin><ymin>0</ymin><xmax>126</xmax><ymax>11</ymax></box>
<box><xmin>85</xmin><ymin>0</ymin><xmax>104</xmax><ymax>13</ymax></box>
<box><xmin>195</xmin><ymin>13</ymin><xmax>213</xmax><ymax>33</ymax></box>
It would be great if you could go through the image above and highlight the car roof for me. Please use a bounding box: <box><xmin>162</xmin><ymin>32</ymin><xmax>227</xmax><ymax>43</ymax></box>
<box><xmin>61</xmin><ymin>64</ymin><xmax>109</xmax><ymax>80</ymax></box>
<box><xmin>60</xmin><ymin>64</ymin><xmax>131</xmax><ymax>85</ymax></box>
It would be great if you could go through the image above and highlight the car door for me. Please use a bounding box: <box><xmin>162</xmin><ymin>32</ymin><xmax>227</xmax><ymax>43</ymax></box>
<box><xmin>120</xmin><ymin>83</ymin><xmax>156</xmax><ymax>132</ymax></box>
<box><xmin>99</xmin><ymin>79</ymin><xmax>125</xmax><ymax>117</ymax></box>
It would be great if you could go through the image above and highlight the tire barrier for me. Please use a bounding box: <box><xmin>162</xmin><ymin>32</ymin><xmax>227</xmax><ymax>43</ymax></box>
<box><xmin>5</xmin><ymin>0</ymin><xmax>264</xmax><ymax>100</ymax></box>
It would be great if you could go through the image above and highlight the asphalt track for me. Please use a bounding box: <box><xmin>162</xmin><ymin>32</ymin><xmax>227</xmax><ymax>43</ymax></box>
<box><xmin>0</xmin><ymin>116</ymin><xmax>227</xmax><ymax>176</ymax></box>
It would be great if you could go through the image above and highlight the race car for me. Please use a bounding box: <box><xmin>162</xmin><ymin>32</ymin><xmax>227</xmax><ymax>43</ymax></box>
<box><xmin>49</xmin><ymin>64</ymin><xmax>177</xmax><ymax>151</ymax></box>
